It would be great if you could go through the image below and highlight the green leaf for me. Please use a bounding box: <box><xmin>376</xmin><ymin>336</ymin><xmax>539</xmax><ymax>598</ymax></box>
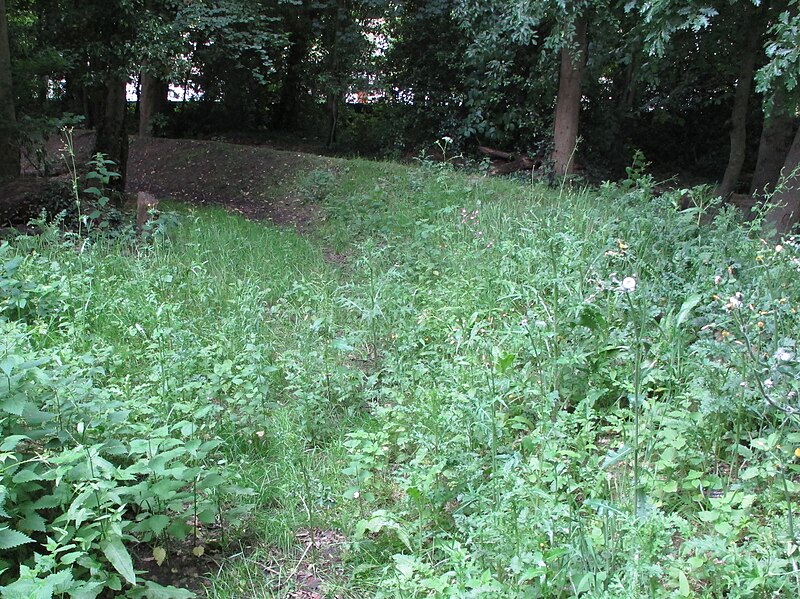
<box><xmin>12</xmin><ymin>466</ymin><xmax>44</xmax><ymax>484</ymax></box>
<box><xmin>354</xmin><ymin>511</ymin><xmax>412</xmax><ymax>551</ymax></box>
<box><xmin>578</xmin><ymin>303</ymin><xmax>606</xmax><ymax>331</ymax></box>
<box><xmin>676</xmin><ymin>294</ymin><xmax>702</xmax><ymax>326</ymax></box>
<box><xmin>741</xmin><ymin>466</ymin><xmax>761</xmax><ymax>480</ymax></box>
<box><xmin>17</xmin><ymin>511</ymin><xmax>47</xmax><ymax>532</ymax></box>
<box><xmin>101</xmin><ymin>538</ymin><xmax>136</xmax><ymax>585</ymax></box>
<box><xmin>698</xmin><ymin>510</ymin><xmax>719</xmax><ymax>522</ymax></box>
<box><xmin>128</xmin><ymin>580</ymin><xmax>195</xmax><ymax>599</ymax></box>
<box><xmin>584</xmin><ymin>499</ymin><xmax>625</xmax><ymax>516</ymax></box>
<box><xmin>0</xmin><ymin>357</ymin><xmax>14</xmax><ymax>376</ymax></box>
<box><xmin>18</xmin><ymin>357</ymin><xmax>49</xmax><ymax>371</ymax></box>
<box><xmin>714</xmin><ymin>521</ymin><xmax>734</xmax><ymax>536</ymax></box>
<box><xmin>600</xmin><ymin>445</ymin><xmax>632</xmax><ymax>470</ymax></box>
<box><xmin>136</xmin><ymin>514</ymin><xmax>170</xmax><ymax>535</ymax></box>
<box><xmin>1</xmin><ymin>395</ymin><xmax>30</xmax><ymax>416</ymax></box>
<box><xmin>68</xmin><ymin>581</ymin><xmax>105</xmax><ymax>599</ymax></box>
<box><xmin>331</xmin><ymin>338</ymin><xmax>354</xmax><ymax>352</ymax></box>
<box><xmin>576</xmin><ymin>572</ymin><xmax>594</xmax><ymax>593</ymax></box>
<box><xmin>661</xmin><ymin>480</ymin><xmax>678</xmax><ymax>493</ymax></box>
<box><xmin>0</xmin><ymin>577</ymin><xmax>55</xmax><ymax>599</ymax></box>
<box><xmin>0</xmin><ymin>526</ymin><xmax>36</xmax><ymax>550</ymax></box>
<box><xmin>197</xmin><ymin>472</ymin><xmax>225</xmax><ymax>490</ymax></box>
<box><xmin>495</xmin><ymin>352</ymin><xmax>515</xmax><ymax>373</ymax></box>
<box><xmin>672</xmin><ymin>568</ymin><xmax>691</xmax><ymax>596</ymax></box>
<box><xmin>0</xmin><ymin>434</ymin><xmax>29</xmax><ymax>451</ymax></box>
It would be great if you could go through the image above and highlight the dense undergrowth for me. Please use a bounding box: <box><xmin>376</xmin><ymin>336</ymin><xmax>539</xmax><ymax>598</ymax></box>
<box><xmin>2</xmin><ymin>156</ymin><xmax>800</xmax><ymax>598</ymax></box>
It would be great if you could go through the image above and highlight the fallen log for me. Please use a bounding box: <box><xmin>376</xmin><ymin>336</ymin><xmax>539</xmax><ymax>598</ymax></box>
<box><xmin>489</xmin><ymin>156</ymin><xmax>539</xmax><ymax>176</ymax></box>
<box><xmin>478</xmin><ymin>146</ymin><xmax>515</xmax><ymax>161</ymax></box>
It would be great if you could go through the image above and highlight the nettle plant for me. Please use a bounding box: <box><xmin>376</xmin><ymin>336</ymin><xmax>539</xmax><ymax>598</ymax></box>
<box><xmin>0</xmin><ymin>255</ymin><xmax>254</xmax><ymax>597</ymax></box>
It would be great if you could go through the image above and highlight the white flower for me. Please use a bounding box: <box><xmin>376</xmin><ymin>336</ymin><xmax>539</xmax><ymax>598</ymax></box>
<box><xmin>725</xmin><ymin>294</ymin><xmax>743</xmax><ymax>311</ymax></box>
<box><xmin>441</xmin><ymin>136</ymin><xmax>453</xmax><ymax>144</ymax></box>
<box><xmin>775</xmin><ymin>348</ymin><xmax>793</xmax><ymax>362</ymax></box>
<box><xmin>764</xmin><ymin>379</ymin><xmax>774</xmax><ymax>389</ymax></box>
<box><xmin>714</xmin><ymin>275</ymin><xmax>722</xmax><ymax>285</ymax></box>
<box><xmin>621</xmin><ymin>277</ymin><xmax>637</xmax><ymax>293</ymax></box>
<box><xmin>775</xmin><ymin>245</ymin><xmax>784</xmax><ymax>253</ymax></box>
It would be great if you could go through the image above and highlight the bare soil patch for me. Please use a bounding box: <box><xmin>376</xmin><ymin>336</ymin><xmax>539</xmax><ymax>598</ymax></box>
<box><xmin>128</xmin><ymin>137</ymin><xmax>335</xmax><ymax>232</ymax></box>
<box><xmin>4</xmin><ymin>132</ymin><xmax>337</xmax><ymax>233</ymax></box>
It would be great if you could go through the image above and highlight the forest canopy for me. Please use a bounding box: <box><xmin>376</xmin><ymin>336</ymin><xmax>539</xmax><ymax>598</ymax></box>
<box><xmin>1</xmin><ymin>0</ymin><xmax>799</xmax><ymax>229</ymax></box>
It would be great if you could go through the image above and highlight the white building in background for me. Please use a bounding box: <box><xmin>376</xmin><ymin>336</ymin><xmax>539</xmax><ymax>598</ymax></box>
<box><xmin>125</xmin><ymin>81</ymin><xmax>201</xmax><ymax>103</ymax></box>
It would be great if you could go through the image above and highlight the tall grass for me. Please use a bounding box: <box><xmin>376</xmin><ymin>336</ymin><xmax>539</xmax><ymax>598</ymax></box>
<box><xmin>4</xmin><ymin>157</ymin><xmax>800</xmax><ymax>598</ymax></box>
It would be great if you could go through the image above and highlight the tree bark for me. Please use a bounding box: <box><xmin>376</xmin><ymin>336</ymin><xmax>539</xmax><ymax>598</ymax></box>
<box><xmin>716</xmin><ymin>10</ymin><xmax>761</xmax><ymax>200</ymax></box>
<box><xmin>138</xmin><ymin>72</ymin><xmax>168</xmax><ymax>137</ymax></box>
<box><xmin>0</xmin><ymin>0</ymin><xmax>19</xmax><ymax>182</ymax></box>
<box><xmin>94</xmin><ymin>77</ymin><xmax>128</xmax><ymax>190</ymax></box>
<box><xmin>765</xmin><ymin>126</ymin><xmax>800</xmax><ymax>234</ymax></box>
<box><xmin>751</xmin><ymin>92</ymin><xmax>797</xmax><ymax>197</ymax></box>
<box><xmin>551</xmin><ymin>15</ymin><xmax>588</xmax><ymax>176</ymax></box>
<box><xmin>326</xmin><ymin>91</ymin><xmax>339</xmax><ymax>147</ymax></box>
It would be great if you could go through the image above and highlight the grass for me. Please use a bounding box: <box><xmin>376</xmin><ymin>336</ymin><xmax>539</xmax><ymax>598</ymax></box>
<box><xmin>3</xmin><ymin>156</ymin><xmax>800</xmax><ymax>598</ymax></box>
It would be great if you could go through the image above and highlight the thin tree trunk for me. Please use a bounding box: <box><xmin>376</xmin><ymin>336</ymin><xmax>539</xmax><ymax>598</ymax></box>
<box><xmin>63</xmin><ymin>76</ymin><xmax>84</xmax><ymax>116</ymax></box>
<box><xmin>324</xmin><ymin>1</ymin><xmax>344</xmax><ymax>147</ymax></box>
<box><xmin>551</xmin><ymin>15</ymin><xmax>588</xmax><ymax>176</ymax></box>
<box><xmin>272</xmin><ymin>16</ymin><xmax>313</xmax><ymax>130</ymax></box>
<box><xmin>326</xmin><ymin>92</ymin><xmax>340</xmax><ymax>146</ymax></box>
<box><xmin>717</xmin><ymin>9</ymin><xmax>761</xmax><ymax>199</ymax></box>
<box><xmin>765</xmin><ymin>126</ymin><xmax>800</xmax><ymax>234</ymax></box>
<box><xmin>138</xmin><ymin>72</ymin><xmax>168</xmax><ymax>137</ymax></box>
<box><xmin>95</xmin><ymin>77</ymin><xmax>129</xmax><ymax>190</ymax></box>
<box><xmin>611</xmin><ymin>39</ymin><xmax>641</xmax><ymax>172</ymax></box>
<box><xmin>0</xmin><ymin>0</ymin><xmax>19</xmax><ymax>182</ymax></box>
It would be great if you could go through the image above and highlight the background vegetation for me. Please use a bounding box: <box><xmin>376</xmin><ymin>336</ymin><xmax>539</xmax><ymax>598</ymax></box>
<box><xmin>1</xmin><ymin>0</ymin><xmax>799</xmax><ymax>227</ymax></box>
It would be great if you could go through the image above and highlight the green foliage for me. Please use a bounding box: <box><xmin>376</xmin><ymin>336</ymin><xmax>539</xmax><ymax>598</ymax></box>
<box><xmin>756</xmin><ymin>0</ymin><xmax>800</xmax><ymax>109</ymax></box>
<box><xmin>7</xmin><ymin>149</ymin><xmax>800</xmax><ymax>596</ymax></box>
<box><xmin>301</xmin><ymin>158</ymin><xmax>800</xmax><ymax>596</ymax></box>
<box><xmin>0</xmin><ymin>308</ymin><xmax>253</xmax><ymax>596</ymax></box>
<box><xmin>621</xmin><ymin>149</ymin><xmax>652</xmax><ymax>191</ymax></box>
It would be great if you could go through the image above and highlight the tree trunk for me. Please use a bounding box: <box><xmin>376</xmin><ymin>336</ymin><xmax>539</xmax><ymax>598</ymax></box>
<box><xmin>765</xmin><ymin>127</ymin><xmax>800</xmax><ymax>234</ymax></box>
<box><xmin>94</xmin><ymin>77</ymin><xmax>129</xmax><ymax>190</ymax></box>
<box><xmin>326</xmin><ymin>92</ymin><xmax>339</xmax><ymax>147</ymax></box>
<box><xmin>611</xmin><ymin>39</ymin><xmax>641</xmax><ymax>173</ymax></box>
<box><xmin>751</xmin><ymin>92</ymin><xmax>797</xmax><ymax>197</ymax></box>
<box><xmin>322</xmin><ymin>0</ymin><xmax>345</xmax><ymax>147</ymax></box>
<box><xmin>138</xmin><ymin>72</ymin><xmax>168</xmax><ymax>137</ymax></box>
<box><xmin>272</xmin><ymin>16</ymin><xmax>313</xmax><ymax>130</ymax></box>
<box><xmin>716</xmin><ymin>9</ymin><xmax>761</xmax><ymax>200</ymax></box>
<box><xmin>63</xmin><ymin>76</ymin><xmax>85</xmax><ymax>116</ymax></box>
<box><xmin>0</xmin><ymin>0</ymin><xmax>19</xmax><ymax>182</ymax></box>
<box><xmin>551</xmin><ymin>15</ymin><xmax>588</xmax><ymax>176</ymax></box>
